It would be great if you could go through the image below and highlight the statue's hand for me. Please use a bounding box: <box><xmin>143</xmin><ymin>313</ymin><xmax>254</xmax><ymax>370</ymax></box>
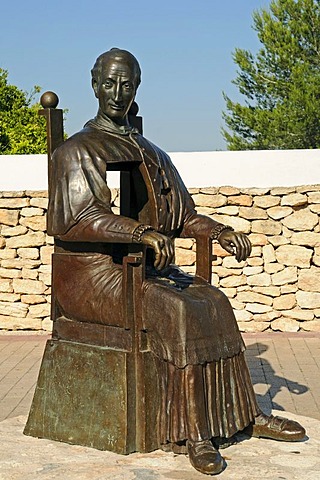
<box><xmin>140</xmin><ymin>231</ymin><xmax>174</xmax><ymax>270</ymax></box>
<box><xmin>218</xmin><ymin>230</ymin><xmax>252</xmax><ymax>262</ymax></box>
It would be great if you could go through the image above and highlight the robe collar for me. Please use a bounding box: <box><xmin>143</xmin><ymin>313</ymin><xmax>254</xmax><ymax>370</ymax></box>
<box><xmin>84</xmin><ymin>113</ymin><xmax>139</xmax><ymax>136</ymax></box>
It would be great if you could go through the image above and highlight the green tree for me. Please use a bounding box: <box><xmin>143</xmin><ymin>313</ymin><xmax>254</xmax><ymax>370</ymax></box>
<box><xmin>0</xmin><ymin>68</ymin><xmax>47</xmax><ymax>154</ymax></box>
<box><xmin>222</xmin><ymin>0</ymin><xmax>320</xmax><ymax>150</ymax></box>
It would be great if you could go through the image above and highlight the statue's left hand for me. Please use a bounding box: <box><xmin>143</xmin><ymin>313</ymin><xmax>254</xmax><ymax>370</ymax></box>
<box><xmin>218</xmin><ymin>230</ymin><xmax>252</xmax><ymax>262</ymax></box>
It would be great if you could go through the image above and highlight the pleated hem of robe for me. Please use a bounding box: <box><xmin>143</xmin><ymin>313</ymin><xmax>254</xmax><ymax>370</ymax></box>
<box><xmin>156</xmin><ymin>351</ymin><xmax>260</xmax><ymax>445</ymax></box>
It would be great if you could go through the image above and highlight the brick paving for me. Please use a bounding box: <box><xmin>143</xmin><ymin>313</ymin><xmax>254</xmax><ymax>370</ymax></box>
<box><xmin>244</xmin><ymin>332</ymin><xmax>320</xmax><ymax>421</ymax></box>
<box><xmin>0</xmin><ymin>332</ymin><xmax>49</xmax><ymax>421</ymax></box>
<box><xmin>0</xmin><ymin>331</ymin><xmax>319</xmax><ymax>423</ymax></box>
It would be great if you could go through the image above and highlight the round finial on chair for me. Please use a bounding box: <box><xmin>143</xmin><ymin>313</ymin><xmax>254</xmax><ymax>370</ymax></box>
<box><xmin>128</xmin><ymin>101</ymin><xmax>139</xmax><ymax>116</ymax></box>
<box><xmin>40</xmin><ymin>91</ymin><xmax>59</xmax><ymax>109</ymax></box>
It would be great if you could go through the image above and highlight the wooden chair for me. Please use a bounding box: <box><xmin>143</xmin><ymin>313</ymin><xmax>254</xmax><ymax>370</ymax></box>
<box><xmin>24</xmin><ymin>92</ymin><xmax>215</xmax><ymax>454</ymax></box>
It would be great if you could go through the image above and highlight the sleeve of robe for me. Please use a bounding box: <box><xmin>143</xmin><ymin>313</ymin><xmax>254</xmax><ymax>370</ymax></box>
<box><xmin>47</xmin><ymin>135</ymin><xmax>142</xmax><ymax>244</ymax></box>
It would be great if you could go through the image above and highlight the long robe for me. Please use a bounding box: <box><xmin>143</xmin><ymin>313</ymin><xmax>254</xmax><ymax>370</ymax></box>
<box><xmin>48</xmin><ymin>117</ymin><xmax>259</xmax><ymax>443</ymax></box>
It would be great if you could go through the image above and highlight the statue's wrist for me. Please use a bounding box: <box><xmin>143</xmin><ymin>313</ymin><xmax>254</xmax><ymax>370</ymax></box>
<box><xmin>132</xmin><ymin>224</ymin><xmax>155</xmax><ymax>243</ymax></box>
<box><xmin>210</xmin><ymin>224</ymin><xmax>234</xmax><ymax>241</ymax></box>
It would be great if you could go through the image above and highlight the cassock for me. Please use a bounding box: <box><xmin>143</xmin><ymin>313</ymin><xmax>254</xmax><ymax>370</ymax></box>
<box><xmin>48</xmin><ymin>115</ymin><xmax>259</xmax><ymax>446</ymax></box>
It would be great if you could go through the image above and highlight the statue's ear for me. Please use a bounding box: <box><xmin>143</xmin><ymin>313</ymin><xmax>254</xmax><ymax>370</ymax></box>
<box><xmin>92</xmin><ymin>78</ymin><xmax>99</xmax><ymax>98</ymax></box>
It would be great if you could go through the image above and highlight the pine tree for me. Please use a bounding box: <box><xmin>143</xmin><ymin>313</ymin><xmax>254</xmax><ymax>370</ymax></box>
<box><xmin>0</xmin><ymin>69</ymin><xmax>47</xmax><ymax>154</ymax></box>
<box><xmin>222</xmin><ymin>0</ymin><xmax>320</xmax><ymax>150</ymax></box>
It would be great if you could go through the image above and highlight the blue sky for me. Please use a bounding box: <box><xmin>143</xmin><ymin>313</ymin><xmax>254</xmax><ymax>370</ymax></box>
<box><xmin>1</xmin><ymin>0</ymin><xmax>270</xmax><ymax>151</ymax></box>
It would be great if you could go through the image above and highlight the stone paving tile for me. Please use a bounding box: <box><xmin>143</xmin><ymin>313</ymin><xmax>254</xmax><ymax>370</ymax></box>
<box><xmin>0</xmin><ymin>333</ymin><xmax>48</xmax><ymax>422</ymax></box>
<box><xmin>244</xmin><ymin>333</ymin><xmax>320</xmax><ymax>421</ymax></box>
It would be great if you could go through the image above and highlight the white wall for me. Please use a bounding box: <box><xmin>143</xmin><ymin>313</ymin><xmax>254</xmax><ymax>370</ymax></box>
<box><xmin>170</xmin><ymin>149</ymin><xmax>320</xmax><ymax>188</ymax></box>
<box><xmin>1</xmin><ymin>149</ymin><xmax>320</xmax><ymax>190</ymax></box>
<box><xmin>0</xmin><ymin>155</ymin><xmax>48</xmax><ymax>191</ymax></box>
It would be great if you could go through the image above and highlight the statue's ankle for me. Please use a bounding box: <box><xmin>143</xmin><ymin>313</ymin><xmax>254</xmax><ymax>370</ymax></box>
<box><xmin>161</xmin><ymin>440</ymin><xmax>187</xmax><ymax>454</ymax></box>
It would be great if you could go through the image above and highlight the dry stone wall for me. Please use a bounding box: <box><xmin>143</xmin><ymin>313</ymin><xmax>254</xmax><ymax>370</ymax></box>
<box><xmin>177</xmin><ymin>185</ymin><xmax>320</xmax><ymax>333</ymax></box>
<box><xmin>0</xmin><ymin>185</ymin><xmax>320</xmax><ymax>333</ymax></box>
<box><xmin>0</xmin><ymin>190</ymin><xmax>52</xmax><ymax>331</ymax></box>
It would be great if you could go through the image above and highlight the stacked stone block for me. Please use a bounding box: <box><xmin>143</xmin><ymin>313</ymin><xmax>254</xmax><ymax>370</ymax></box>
<box><xmin>0</xmin><ymin>191</ymin><xmax>52</xmax><ymax>331</ymax></box>
<box><xmin>0</xmin><ymin>185</ymin><xmax>320</xmax><ymax>333</ymax></box>
<box><xmin>176</xmin><ymin>185</ymin><xmax>320</xmax><ymax>333</ymax></box>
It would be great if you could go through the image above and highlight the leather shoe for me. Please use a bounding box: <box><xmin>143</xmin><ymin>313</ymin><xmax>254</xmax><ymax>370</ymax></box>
<box><xmin>245</xmin><ymin>413</ymin><xmax>306</xmax><ymax>442</ymax></box>
<box><xmin>187</xmin><ymin>439</ymin><xmax>224</xmax><ymax>475</ymax></box>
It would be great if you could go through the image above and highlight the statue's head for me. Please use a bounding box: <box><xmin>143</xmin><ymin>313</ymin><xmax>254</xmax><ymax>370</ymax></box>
<box><xmin>91</xmin><ymin>48</ymin><xmax>141</xmax><ymax>124</ymax></box>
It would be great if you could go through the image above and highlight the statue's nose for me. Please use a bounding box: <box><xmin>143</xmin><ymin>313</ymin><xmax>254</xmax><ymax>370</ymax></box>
<box><xmin>114</xmin><ymin>84</ymin><xmax>122</xmax><ymax>102</ymax></box>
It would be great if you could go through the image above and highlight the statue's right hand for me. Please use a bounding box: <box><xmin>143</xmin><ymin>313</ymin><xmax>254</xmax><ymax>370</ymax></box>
<box><xmin>140</xmin><ymin>231</ymin><xmax>174</xmax><ymax>271</ymax></box>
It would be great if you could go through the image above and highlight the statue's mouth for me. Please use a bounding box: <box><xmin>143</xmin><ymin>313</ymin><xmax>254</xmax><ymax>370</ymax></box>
<box><xmin>109</xmin><ymin>104</ymin><xmax>124</xmax><ymax>111</ymax></box>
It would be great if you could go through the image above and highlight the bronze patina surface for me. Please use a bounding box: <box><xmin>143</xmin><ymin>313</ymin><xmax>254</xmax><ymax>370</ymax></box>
<box><xmin>24</xmin><ymin>49</ymin><xmax>306</xmax><ymax>476</ymax></box>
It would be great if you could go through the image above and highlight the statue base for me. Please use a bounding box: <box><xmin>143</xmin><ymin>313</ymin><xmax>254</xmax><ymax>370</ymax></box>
<box><xmin>24</xmin><ymin>339</ymin><xmax>160</xmax><ymax>454</ymax></box>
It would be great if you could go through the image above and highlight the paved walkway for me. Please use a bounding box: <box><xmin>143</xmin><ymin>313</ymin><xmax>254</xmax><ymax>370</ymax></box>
<box><xmin>245</xmin><ymin>332</ymin><xmax>320</xmax><ymax>421</ymax></box>
<box><xmin>1</xmin><ymin>412</ymin><xmax>319</xmax><ymax>479</ymax></box>
<box><xmin>0</xmin><ymin>331</ymin><xmax>320</xmax><ymax>422</ymax></box>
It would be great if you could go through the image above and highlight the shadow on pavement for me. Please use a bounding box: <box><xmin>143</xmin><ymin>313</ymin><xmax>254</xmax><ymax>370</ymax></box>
<box><xmin>245</xmin><ymin>342</ymin><xmax>308</xmax><ymax>414</ymax></box>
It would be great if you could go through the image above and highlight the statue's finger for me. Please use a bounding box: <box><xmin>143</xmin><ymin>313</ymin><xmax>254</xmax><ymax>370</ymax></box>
<box><xmin>236</xmin><ymin>235</ymin><xmax>250</xmax><ymax>262</ymax></box>
<box><xmin>221</xmin><ymin>239</ymin><xmax>234</xmax><ymax>255</ymax></box>
<box><xmin>244</xmin><ymin>236</ymin><xmax>252</xmax><ymax>258</ymax></box>
<box><xmin>241</xmin><ymin>236</ymin><xmax>251</xmax><ymax>260</ymax></box>
<box><xmin>153</xmin><ymin>240</ymin><xmax>163</xmax><ymax>269</ymax></box>
<box><xmin>158</xmin><ymin>250</ymin><xmax>168</xmax><ymax>270</ymax></box>
<box><xmin>154</xmin><ymin>251</ymin><xmax>162</xmax><ymax>269</ymax></box>
<box><xmin>155</xmin><ymin>240</ymin><xmax>168</xmax><ymax>270</ymax></box>
<box><xmin>232</xmin><ymin>238</ymin><xmax>243</xmax><ymax>262</ymax></box>
<box><xmin>168</xmin><ymin>241</ymin><xmax>175</xmax><ymax>264</ymax></box>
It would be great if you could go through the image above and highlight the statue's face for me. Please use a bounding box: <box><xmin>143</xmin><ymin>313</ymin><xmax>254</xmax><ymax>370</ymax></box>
<box><xmin>93</xmin><ymin>57</ymin><xmax>137</xmax><ymax>124</ymax></box>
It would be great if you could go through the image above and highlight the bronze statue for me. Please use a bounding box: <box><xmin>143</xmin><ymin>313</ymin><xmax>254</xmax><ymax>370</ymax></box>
<box><xmin>43</xmin><ymin>49</ymin><xmax>305</xmax><ymax>475</ymax></box>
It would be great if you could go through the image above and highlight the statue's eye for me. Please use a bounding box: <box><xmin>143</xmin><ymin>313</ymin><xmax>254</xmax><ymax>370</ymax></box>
<box><xmin>123</xmin><ymin>82</ymin><xmax>133</xmax><ymax>91</ymax></box>
<box><xmin>103</xmin><ymin>81</ymin><xmax>113</xmax><ymax>89</ymax></box>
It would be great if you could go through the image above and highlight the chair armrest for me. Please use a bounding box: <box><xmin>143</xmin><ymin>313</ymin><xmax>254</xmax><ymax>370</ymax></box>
<box><xmin>122</xmin><ymin>250</ymin><xmax>145</xmax><ymax>331</ymax></box>
<box><xmin>195</xmin><ymin>237</ymin><xmax>217</xmax><ymax>284</ymax></box>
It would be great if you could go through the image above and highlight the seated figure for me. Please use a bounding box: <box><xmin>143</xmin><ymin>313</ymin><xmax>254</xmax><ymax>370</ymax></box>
<box><xmin>47</xmin><ymin>48</ymin><xmax>305</xmax><ymax>476</ymax></box>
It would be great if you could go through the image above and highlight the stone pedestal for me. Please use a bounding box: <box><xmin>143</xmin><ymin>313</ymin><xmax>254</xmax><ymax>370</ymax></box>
<box><xmin>24</xmin><ymin>339</ymin><xmax>160</xmax><ymax>454</ymax></box>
